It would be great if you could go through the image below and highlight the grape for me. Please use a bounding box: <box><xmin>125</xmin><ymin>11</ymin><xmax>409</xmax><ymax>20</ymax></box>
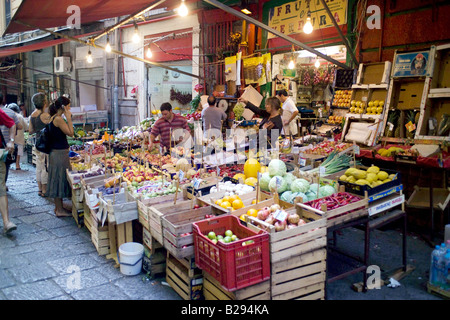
<box><xmin>233</xmin><ymin>102</ymin><xmax>245</xmax><ymax>119</ymax></box>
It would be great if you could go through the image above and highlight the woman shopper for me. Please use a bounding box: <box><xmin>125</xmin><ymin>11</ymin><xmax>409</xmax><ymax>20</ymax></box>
<box><xmin>29</xmin><ymin>93</ymin><xmax>50</xmax><ymax>196</ymax></box>
<box><xmin>45</xmin><ymin>96</ymin><xmax>74</xmax><ymax>217</ymax></box>
<box><xmin>7</xmin><ymin>103</ymin><xmax>28</xmax><ymax>170</ymax></box>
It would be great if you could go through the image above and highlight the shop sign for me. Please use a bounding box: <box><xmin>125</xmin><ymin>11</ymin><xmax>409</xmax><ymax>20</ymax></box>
<box><xmin>393</xmin><ymin>51</ymin><xmax>431</xmax><ymax>77</ymax></box>
<box><xmin>368</xmin><ymin>194</ymin><xmax>405</xmax><ymax>216</ymax></box>
<box><xmin>267</xmin><ymin>0</ymin><xmax>348</xmax><ymax>39</ymax></box>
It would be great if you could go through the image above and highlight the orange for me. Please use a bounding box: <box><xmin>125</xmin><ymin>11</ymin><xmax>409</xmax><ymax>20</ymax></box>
<box><xmin>240</xmin><ymin>214</ymin><xmax>248</xmax><ymax>222</ymax></box>
<box><xmin>229</xmin><ymin>194</ymin><xmax>240</xmax><ymax>202</ymax></box>
<box><xmin>220</xmin><ymin>201</ymin><xmax>232</xmax><ymax>209</ymax></box>
<box><xmin>215</xmin><ymin>199</ymin><xmax>223</xmax><ymax>206</ymax></box>
<box><xmin>232</xmin><ymin>199</ymin><xmax>244</xmax><ymax>209</ymax></box>
<box><xmin>251</xmin><ymin>199</ymin><xmax>257</xmax><ymax>204</ymax></box>
<box><xmin>246</xmin><ymin>209</ymin><xmax>258</xmax><ymax>217</ymax></box>
<box><xmin>222</xmin><ymin>196</ymin><xmax>231</xmax><ymax>203</ymax></box>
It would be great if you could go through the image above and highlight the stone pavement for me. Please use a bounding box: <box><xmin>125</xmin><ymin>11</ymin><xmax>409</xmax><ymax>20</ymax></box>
<box><xmin>0</xmin><ymin>162</ymin><xmax>445</xmax><ymax>300</ymax></box>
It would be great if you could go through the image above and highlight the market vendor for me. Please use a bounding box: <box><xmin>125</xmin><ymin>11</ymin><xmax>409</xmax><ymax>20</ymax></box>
<box><xmin>277</xmin><ymin>89</ymin><xmax>298</xmax><ymax>136</ymax></box>
<box><xmin>238</xmin><ymin>96</ymin><xmax>283</xmax><ymax>149</ymax></box>
<box><xmin>148</xmin><ymin>102</ymin><xmax>191</xmax><ymax>154</ymax></box>
<box><xmin>202</xmin><ymin>95</ymin><xmax>227</xmax><ymax>138</ymax></box>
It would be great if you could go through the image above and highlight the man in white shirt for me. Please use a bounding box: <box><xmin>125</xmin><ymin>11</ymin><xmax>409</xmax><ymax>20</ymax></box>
<box><xmin>277</xmin><ymin>90</ymin><xmax>298</xmax><ymax>136</ymax></box>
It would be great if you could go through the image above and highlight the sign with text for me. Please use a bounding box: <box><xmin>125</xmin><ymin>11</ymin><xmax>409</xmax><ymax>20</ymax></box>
<box><xmin>393</xmin><ymin>51</ymin><xmax>430</xmax><ymax>77</ymax></box>
<box><xmin>267</xmin><ymin>0</ymin><xmax>348</xmax><ymax>39</ymax></box>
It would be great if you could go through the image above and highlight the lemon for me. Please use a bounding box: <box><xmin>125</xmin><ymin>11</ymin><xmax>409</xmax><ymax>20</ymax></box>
<box><xmin>355</xmin><ymin>179</ymin><xmax>369</xmax><ymax>185</ymax></box>
<box><xmin>347</xmin><ymin>176</ymin><xmax>356</xmax><ymax>183</ymax></box>
<box><xmin>220</xmin><ymin>201</ymin><xmax>232</xmax><ymax>209</ymax></box>
<box><xmin>339</xmin><ymin>175</ymin><xmax>348</xmax><ymax>181</ymax></box>
<box><xmin>367</xmin><ymin>166</ymin><xmax>380</xmax><ymax>174</ymax></box>
<box><xmin>377</xmin><ymin>171</ymin><xmax>389</xmax><ymax>181</ymax></box>
<box><xmin>247</xmin><ymin>209</ymin><xmax>258</xmax><ymax>217</ymax></box>
<box><xmin>232</xmin><ymin>199</ymin><xmax>244</xmax><ymax>210</ymax></box>
<box><xmin>366</xmin><ymin>173</ymin><xmax>378</xmax><ymax>183</ymax></box>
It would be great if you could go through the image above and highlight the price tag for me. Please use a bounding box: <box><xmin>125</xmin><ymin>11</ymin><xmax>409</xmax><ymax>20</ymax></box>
<box><xmin>319</xmin><ymin>166</ymin><xmax>326</xmax><ymax>175</ymax></box>
<box><xmin>276</xmin><ymin>176</ymin><xmax>283</xmax><ymax>189</ymax></box>
<box><xmin>354</xmin><ymin>145</ymin><xmax>360</xmax><ymax>155</ymax></box>
<box><xmin>216</xmin><ymin>166</ymin><xmax>220</xmax><ymax>177</ymax></box>
<box><xmin>429</xmin><ymin>119</ymin><xmax>435</xmax><ymax>130</ymax></box>
<box><xmin>178</xmin><ymin>170</ymin><xmax>184</xmax><ymax>181</ymax></box>
<box><xmin>388</xmin><ymin>122</ymin><xmax>394</xmax><ymax>132</ymax></box>
<box><xmin>298</xmin><ymin>157</ymin><xmax>306</xmax><ymax>166</ymax></box>
<box><xmin>274</xmin><ymin>209</ymin><xmax>287</xmax><ymax>222</ymax></box>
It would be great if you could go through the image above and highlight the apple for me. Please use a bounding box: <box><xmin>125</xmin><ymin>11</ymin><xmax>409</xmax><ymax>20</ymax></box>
<box><xmin>225</xmin><ymin>230</ymin><xmax>233</xmax><ymax>237</ymax></box>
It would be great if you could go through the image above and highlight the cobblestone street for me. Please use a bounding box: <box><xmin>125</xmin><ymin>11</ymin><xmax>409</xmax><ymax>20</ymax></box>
<box><xmin>0</xmin><ymin>162</ymin><xmax>444</xmax><ymax>301</ymax></box>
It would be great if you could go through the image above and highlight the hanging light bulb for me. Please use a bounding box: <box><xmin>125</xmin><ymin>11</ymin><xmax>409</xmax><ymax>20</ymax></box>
<box><xmin>177</xmin><ymin>0</ymin><xmax>188</xmax><ymax>17</ymax></box>
<box><xmin>288</xmin><ymin>58</ymin><xmax>295</xmax><ymax>70</ymax></box>
<box><xmin>132</xmin><ymin>24</ymin><xmax>140</xmax><ymax>43</ymax></box>
<box><xmin>86</xmin><ymin>49</ymin><xmax>93</xmax><ymax>64</ymax></box>
<box><xmin>146</xmin><ymin>47</ymin><xmax>153</xmax><ymax>59</ymax></box>
<box><xmin>105</xmin><ymin>37</ymin><xmax>112</xmax><ymax>53</ymax></box>
<box><xmin>303</xmin><ymin>14</ymin><xmax>313</xmax><ymax>34</ymax></box>
<box><xmin>315</xmin><ymin>59</ymin><xmax>320</xmax><ymax>68</ymax></box>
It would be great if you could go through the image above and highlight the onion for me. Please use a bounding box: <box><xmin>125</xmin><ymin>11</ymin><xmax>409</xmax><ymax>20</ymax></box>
<box><xmin>274</xmin><ymin>221</ymin><xmax>286</xmax><ymax>232</ymax></box>
<box><xmin>298</xmin><ymin>219</ymin><xmax>307</xmax><ymax>226</ymax></box>
<box><xmin>287</xmin><ymin>213</ymin><xmax>300</xmax><ymax>225</ymax></box>
<box><xmin>257</xmin><ymin>209</ymin><xmax>270</xmax><ymax>221</ymax></box>
<box><xmin>265</xmin><ymin>214</ymin><xmax>276</xmax><ymax>225</ymax></box>
<box><xmin>287</xmin><ymin>224</ymin><xmax>297</xmax><ymax>230</ymax></box>
<box><xmin>270</xmin><ymin>204</ymin><xmax>281</xmax><ymax>213</ymax></box>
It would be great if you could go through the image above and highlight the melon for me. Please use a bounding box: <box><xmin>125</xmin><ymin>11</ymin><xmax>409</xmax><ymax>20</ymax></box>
<box><xmin>244</xmin><ymin>158</ymin><xmax>261</xmax><ymax>179</ymax></box>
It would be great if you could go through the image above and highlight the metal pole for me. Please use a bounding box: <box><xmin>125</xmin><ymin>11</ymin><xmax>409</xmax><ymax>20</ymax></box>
<box><xmin>90</xmin><ymin>0</ymin><xmax>167</xmax><ymax>42</ymax></box>
<box><xmin>202</xmin><ymin>0</ymin><xmax>350</xmax><ymax>70</ymax></box>
<box><xmin>319</xmin><ymin>0</ymin><xmax>358</xmax><ymax>67</ymax></box>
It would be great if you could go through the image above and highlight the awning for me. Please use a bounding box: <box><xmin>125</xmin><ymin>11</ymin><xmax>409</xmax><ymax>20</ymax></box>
<box><xmin>0</xmin><ymin>32</ymin><xmax>98</xmax><ymax>58</ymax></box>
<box><xmin>4</xmin><ymin>0</ymin><xmax>183</xmax><ymax>35</ymax></box>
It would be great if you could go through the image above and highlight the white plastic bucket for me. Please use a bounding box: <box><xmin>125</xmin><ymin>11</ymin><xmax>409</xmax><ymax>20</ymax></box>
<box><xmin>118</xmin><ymin>242</ymin><xmax>144</xmax><ymax>276</ymax></box>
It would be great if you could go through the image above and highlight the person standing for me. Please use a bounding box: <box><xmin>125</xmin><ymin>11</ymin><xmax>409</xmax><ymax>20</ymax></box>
<box><xmin>45</xmin><ymin>96</ymin><xmax>74</xmax><ymax>217</ymax></box>
<box><xmin>0</xmin><ymin>107</ymin><xmax>17</xmax><ymax>234</ymax></box>
<box><xmin>202</xmin><ymin>95</ymin><xmax>227</xmax><ymax>138</ymax></box>
<box><xmin>277</xmin><ymin>89</ymin><xmax>299</xmax><ymax>136</ymax></box>
<box><xmin>148</xmin><ymin>102</ymin><xmax>191</xmax><ymax>154</ymax></box>
<box><xmin>28</xmin><ymin>93</ymin><xmax>51</xmax><ymax>197</ymax></box>
<box><xmin>7</xmin><ymin>103</ymin><xmax>28</xmax><ymax>170</ymax></box>
<box><xmin>0</xmin><ymin>94</ymin><xmax>23</xmax><ymax>187</ymax></box>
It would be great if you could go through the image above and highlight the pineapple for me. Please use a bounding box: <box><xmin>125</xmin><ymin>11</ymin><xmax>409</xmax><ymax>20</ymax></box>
<box><xmin>406</xmin><ymin>110</ymin><xmax>416</xmax><ymax>139</ymax></box>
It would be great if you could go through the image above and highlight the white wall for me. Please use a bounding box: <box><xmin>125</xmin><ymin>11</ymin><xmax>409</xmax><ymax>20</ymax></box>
<box><xmin>121</xmin><ymin>13</ymin><xmax>200</xmax><ymax>120</ymax></box>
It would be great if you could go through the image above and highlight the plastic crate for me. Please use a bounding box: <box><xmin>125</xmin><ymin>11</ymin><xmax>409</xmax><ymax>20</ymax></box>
<box><xmin>193</xmin><ymin>215</ymin><xmax>270</xmax><ymax>292</ymax></box>
<box><xmin>339</xmin><ymin>166</ymin><xmax>401</xmax><ymax>196</ymax></box>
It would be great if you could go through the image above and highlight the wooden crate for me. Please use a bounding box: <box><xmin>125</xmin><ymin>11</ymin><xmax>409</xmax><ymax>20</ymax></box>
<box><xmin>143</xmin><ymin>226</ymin><xmax>163</xmax><ymax>255</ymax></box>
<box><xmin>71</xmin><ymin>207</ymin><xmax>84</xmax><ymax>228</ymax></box>
<box><xmin>148</xmin><ymin>199</ymin><xmax>203</xmax><ymax>246</ymax></box>
<box><xmin>203</xmin><ymin>271</ymin><xmax>270</xmax><ymax>300</ymax></box>
<box><xmin>84</xmin><ymin>209</ymin><xmax>110</xmax><ymax>256</ymax></box>
<box><xmin>166</xmin><ymin>252</ymin><xmax>204</xmax><ymax>300</ymax></box>
<box><xmin>271</xmin><ymin>248</ymin><xmax>326</xmax><ymax>300</ymax></box>
<box><xmin>355</xmin><ymin>62</ymin><xmax>391</xmax><ymax>86</ymax></box>
<box><xmin>427</xmin><ymin>282</ymin><xmax>450</xmax><ymax>300</ymax></box>
<box><xmin>143</xmin><ymin>243</ymin><xmax>166</xmax><ymax>276</ymax></box>
<box><xmin>162</xmin><ymin>206</ymin><xmax>214</xmax><ymax>259</ymax></box>
<box><xmin>137</xmin><ymin>192</ymin><xmax>185</xmax><ymax>230</ymax></box>
<box><xmin>247</xmin><ymin>207</ymin><xmax>327</xmax><ymax>264</ymax></box>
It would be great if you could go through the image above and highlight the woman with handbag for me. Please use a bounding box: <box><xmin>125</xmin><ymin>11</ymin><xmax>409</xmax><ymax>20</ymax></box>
<box><xmin>45</xmin><ymin>96</ymin><xmax>74</xmax><ymax>217</ymax></box>
<box><xmin>29</xmin><ymin>93</ymin><xmax>50</xmax><ymax>197</ymax></box>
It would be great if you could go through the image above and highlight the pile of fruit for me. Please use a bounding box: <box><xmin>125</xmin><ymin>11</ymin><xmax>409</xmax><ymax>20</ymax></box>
<box><xmin>241</xmin><ymin>204</ymin><xmax>307</xmax><ymax>232</ymax></box>
<box><xmin>122</xmin><ymin>165</ymin><xmax>160</xmax><ymax>185</ymax></box>
<box><xmin>302</xmin><ymin>141</ymin><xmax>353</xmax><ymax>156</ymax></box>
<box><xmin>333</xmin><ymin>90</ymin><xmax>352</xmax><ymax>108</ymax></box>
<box><xmin>348</xmin><ymin>100</ymin><xmax>365</xmax><ymax>114</ymax></box>
<box><xmin>132</xmin><ymin>181</ymin><xmax>181</xmax><ymax>199</ymax></box>
<box><xmin>377</xmin><ymin>146</ymin><xmax>406</xmax><ymax>158</ymax></box>
<box><xmin>102</xmin><ymin>154</ymin><xmax>134</xmax><ymax>170</ymax></box>
<box><xmin>339</xmin><ymin>166</ymin><xmax>397</xmax><ymax>188</ymax></box>
<box><xmin>206</xmin><ymin>229</ymin><xmax>254</xmax><ymax>246</ymax></box>
<box><xmin>327</xmin><ymin>115</ymin><xmax>344</xmax><ymax>125</ymax></box>
<box><xmin>365</xmin><ymin>100</ymin><xmax>384</xmax><ymax>115</ymax></box>
<box><xmin>214</xmin><ymin>194</ymin><xmax>251</xmax><ymax>211</ymax></box>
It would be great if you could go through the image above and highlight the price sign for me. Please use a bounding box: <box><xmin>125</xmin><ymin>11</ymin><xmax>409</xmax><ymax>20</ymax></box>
<box><xmin>178</xmin><ymin>170</ymin><xmax>184</xmax><ymax>181</ymax></box>
<box><xmin>319</xmin><ymin>166</ymin><xmax>326</xmax><ymax>175</ymax></box>
<box><xmin>354</xmin><ymin>145</ymin><xmax>360</xmax><ymax>155</ymax></box>
<box><xmin>298</xmin><ymin>157</ymin><xmax>306</xmax><ymax>166</ymax></box>
<box><xmin>274</xmin><ymin>209</ymin><xmax>287</xmax><ymax>222</ymax></box>
<box><xmin>216</xmin><ymin>166</ymin><xmax>220</xmax><ymax>176</ymax></box>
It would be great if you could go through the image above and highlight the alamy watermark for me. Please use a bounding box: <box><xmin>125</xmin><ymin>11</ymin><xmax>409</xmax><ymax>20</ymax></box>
<box><xmin>66</xmin><ymin>265</ymin><xmax>82</xmax><ymax>291</ymax></box>
<box><xmin>66</xmin><ymin>5</ymin><xmax>81</xmax><ymax>29</ymax></box>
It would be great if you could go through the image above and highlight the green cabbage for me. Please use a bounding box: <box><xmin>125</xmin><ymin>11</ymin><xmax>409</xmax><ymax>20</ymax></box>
<box><xmin>318</xmin><ymin>185</ymin><xmax>337</xmax><ymax>198</ymax></box>
<box><xmin>306</xmin><ymin>191</ymin><xmax>317</xmax><ymax>201</ymax></box>
<box><xmin>283</xmin><ymin>173</ymin><xmax>296</xmax><ymax>186</ymax></box>
<box><xmin>269</xmin><ymin>176</ymin><xmax>288</xmax><ymax>193</ymax></box>
<box><xmin>291</xmin><ymin>179</ymin><xmax>309</xmax><ymax>193</ymax></box>
<box><xmin>259</xmin><ymin>172</ymin><xmax>272</xmax><ymax>192</ymax></box>
<box><xmin>280</xmin><ymin>191</ymin><xmax>293</xmax><ymax>203</ymax></box>
<box><xmin>268</xmin><ymin>159</ymin><xmax>287</xmax><ymax>177</ymax></box>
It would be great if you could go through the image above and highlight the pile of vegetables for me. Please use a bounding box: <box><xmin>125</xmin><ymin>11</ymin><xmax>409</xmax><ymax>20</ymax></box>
<box><xmin>304</xmin><ymin>192</ymin><xmax>362</xmax><ymax>212</ymax></box>
<box><xmin>302</xmin><ymin>141</ymin><xmax>353</xmax><ymax>156</ymax></box>
<box><xmin>209</xmin><ymin>180</ymin><xmax>254</xmax><ymax>196</ymax></box>
<box><xmin>233</xmin><ymin>102</ymin><xmax>246</xmax><ymax>120</ymax></box>
<box><xmin>308</xmin><ymin>151</ymin><xmax>353</xmax><ymax>175</ymax></box>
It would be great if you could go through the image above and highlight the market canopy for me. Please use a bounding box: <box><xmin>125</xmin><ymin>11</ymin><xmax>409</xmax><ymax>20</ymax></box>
<box><xmin>3</xmin><ymin>0</ymin><xmax>188</xmax><ymax>35</ymax></box>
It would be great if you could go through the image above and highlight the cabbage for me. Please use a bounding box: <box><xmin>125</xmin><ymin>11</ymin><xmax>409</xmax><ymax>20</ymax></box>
<box><xmin>306</xmin><ymin>191</ymin><xmax>317</xmax><ymax>201</ymax></box>
<box><xmin>283</xmin><ymin>173</ymin><xmax>296</xmax><ymax>186</ymax></box>
<box><xmin>269</xmin><ymin>176</ymin><xmax>288</xmax><ymax>193</ymax></box>
<box><xmin>318</xmin><ymin>185</ymin><xmax>337</xmax><ymax>198</ymax></box>
<box><xmin>291</xmin><ymin>179</ymin><xmax>309</xmax><ymax>193</ymax></box>
<box><xmin>309</xmin><ymin>183</ymin><xmax>319</xmax><ymax>192</ymax></box>
<box><xmin>268</xmin><ymin>159</ymin><xmax>287</xmax><ymax>177</ymax></box>
<box><xmin>280</xmin><ymin>191</ymin><xmax>293</xmax><ymax>203</ymax></box>
<box><xmin>293</xmin><ymin>192</ymin><xmax>308</xmax><ymax>203</ymax></box>
<box><xmin>259</xmin><ymin>172</ymin><xmax>271</xmax><ymax>192</ymax></box>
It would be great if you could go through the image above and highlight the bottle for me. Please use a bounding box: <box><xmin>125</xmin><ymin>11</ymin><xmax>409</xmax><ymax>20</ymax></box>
<box><xmin>445</xmin><ymin>224</ymin><xmax>450</xmax><ymax>244</ymax></box>
<box><xmin>446</xmin><ymin>239</ymin><xmax>450</xmax><ymax>250</ymax></box>
<box><xmin>437</xmin><ymin>248</ymin><xmax>449</xmax><ymax>289</ymax></box>
<box><xmin>430</xmin><ymin>245</ymin><xmax>441</xmax><ymax>285</ymax></box>
<box><xmin>444</xmin><ymin>250</ymin><xmax>450</xmax><ymax>290</ymax></box>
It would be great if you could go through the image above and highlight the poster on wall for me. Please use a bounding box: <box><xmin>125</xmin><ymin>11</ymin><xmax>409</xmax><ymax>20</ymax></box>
<box><xmin>267</xmin><ymin>0</ymin><xmax>348</xmax><ymax>40</ymax></box>
<box><xmin>392</xmin><ymin>51</ymin><xmax>431</xmax><ymax>77</ymax></box>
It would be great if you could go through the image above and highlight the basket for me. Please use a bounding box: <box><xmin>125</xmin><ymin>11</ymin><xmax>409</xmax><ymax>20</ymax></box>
<box><xmin>193</xmin><ymin>215</ymin><xmax>270</xmax><ymax>292</ymax></box>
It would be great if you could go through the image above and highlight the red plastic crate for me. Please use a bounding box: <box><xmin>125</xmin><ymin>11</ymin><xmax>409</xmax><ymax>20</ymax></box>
<box><xmin>193</xmin><ymin>215</ymin><xmax>270</xmax><ymax>292</ymax></box>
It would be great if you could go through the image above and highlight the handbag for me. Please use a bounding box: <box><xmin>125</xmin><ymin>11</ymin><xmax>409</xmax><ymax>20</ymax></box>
<box><xmin>0</xmin><ymin>129</ymin><xmax>18</xmax><ymax>165</ymax></box>
<box><xmin>35</xmin><ymin>123</ymin><xmax>52</xmax><ymax>154</ymax></box>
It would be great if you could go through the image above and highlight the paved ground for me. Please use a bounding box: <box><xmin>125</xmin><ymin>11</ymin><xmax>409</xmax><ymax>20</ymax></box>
<box><xmin>0</xmin><ymin>162</ymin><xmax>445</xmax><ymax>300</ymax></box>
